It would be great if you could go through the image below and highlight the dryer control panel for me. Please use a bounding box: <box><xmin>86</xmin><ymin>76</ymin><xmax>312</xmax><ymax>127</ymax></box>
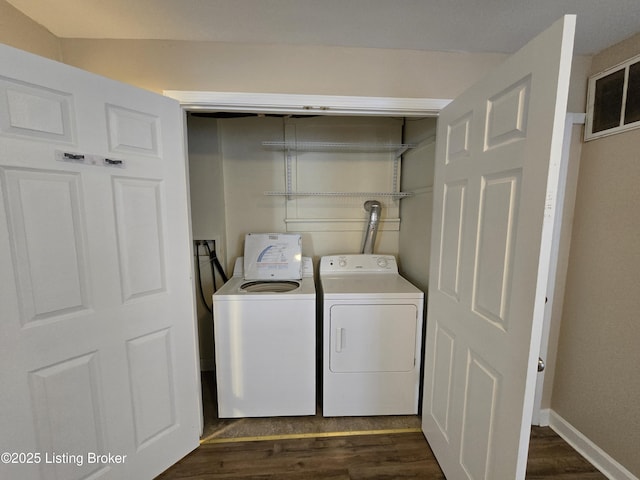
<box><xmin>320</xmin><ymin>254</ymin><xmax>398</xmax><ymax>274</ymax></box>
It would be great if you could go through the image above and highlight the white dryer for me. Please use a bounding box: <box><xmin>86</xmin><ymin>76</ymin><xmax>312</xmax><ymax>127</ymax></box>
<box><xmin>320</xmin><ymin>254</ymin><xmax>424</xmax><ymax>416</ymax></box>
<box><xmin>212</xmin><ymin>233</ymin><xmax>316</xmax><ymax>418</ymax></box>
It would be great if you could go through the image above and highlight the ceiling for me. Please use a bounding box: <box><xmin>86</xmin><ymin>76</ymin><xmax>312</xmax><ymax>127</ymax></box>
<box><xmin>7</xmin><ymin>0</ymin><xmax>640</xmax><ymax>56</ymax></box>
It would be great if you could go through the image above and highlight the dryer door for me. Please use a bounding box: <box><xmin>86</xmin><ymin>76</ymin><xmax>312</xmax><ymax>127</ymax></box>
<box><xmin>329</xmin><ymin>304</ymin><xmax>418</xmax><ymax>373</ymax></box>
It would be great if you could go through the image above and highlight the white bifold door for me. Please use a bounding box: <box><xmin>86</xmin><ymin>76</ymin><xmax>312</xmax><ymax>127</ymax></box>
<box><xmin>422</xmin><ymin>16</ymin><xmax>575</xmax><ymax>480</ymax></box>
<box><xmin>0</xmin><ymin>44</ymin><xmax>200</xmax><ymax>479</ymax></box>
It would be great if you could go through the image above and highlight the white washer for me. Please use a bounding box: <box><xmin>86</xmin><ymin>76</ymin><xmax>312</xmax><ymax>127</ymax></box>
<box><xmin>320</xmin><ymin>254</ymin><xmax>424</xmax><ymax>416</ymax></box>
<box><xmin>212</xmin><ymin>234</ymin><xmax>315</xmax><ymax>418</ymax></box>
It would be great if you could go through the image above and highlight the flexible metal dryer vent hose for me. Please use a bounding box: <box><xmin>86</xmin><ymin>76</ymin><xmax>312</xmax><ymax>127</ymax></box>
<box><xmin>361</xmin><ymin>200</ymin><xmax>382</xmax><ymax>254</ymax></box>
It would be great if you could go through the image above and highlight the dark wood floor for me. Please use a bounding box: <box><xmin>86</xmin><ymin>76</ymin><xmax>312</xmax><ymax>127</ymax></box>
<box><xmin>156</xmin><ymin>426</ymin><xmax>605</xmax><ymax>479</ymax></box>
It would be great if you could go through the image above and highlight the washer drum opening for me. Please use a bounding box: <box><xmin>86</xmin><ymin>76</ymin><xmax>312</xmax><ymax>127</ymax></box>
<box><xmin>240</xmin><ymin>281</ymin><xmax>300</xmax><ymax>293</ymax></box>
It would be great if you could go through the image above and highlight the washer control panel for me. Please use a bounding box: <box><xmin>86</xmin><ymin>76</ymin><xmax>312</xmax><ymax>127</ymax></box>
<box><xmin>320</xmin><ymin>254</ymin><xmax>398</xmax><ymax>274</ymax></box>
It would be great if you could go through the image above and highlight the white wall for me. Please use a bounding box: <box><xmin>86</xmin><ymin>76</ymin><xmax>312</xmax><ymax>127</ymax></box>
<box><xmin>0</xmin><ymin>0</ymin><xmax>61</xmax><ymax>61</ymax></box>
<box><xmin>58</xmin><ymin>38</ymin><xmax>508</xmax><ymax>100</ymax></box>
<box><xmin>187</xmin><ymin>115</ymin><xmax>226</xmax><ymax>370</ymax></box>
<box><xmin>398</xmin><ymin>117</ymin><xmax>437</xmax><ymax>292</ymax></box>
<box><xmin>187</xmin><ymin>115</ymin><xmax>226</xmax><ymax>242</ymax></box>
<box><xmin>216</xmin><ymin>115</ymin><xmax>406</xmax><ymax>269</ymax></box>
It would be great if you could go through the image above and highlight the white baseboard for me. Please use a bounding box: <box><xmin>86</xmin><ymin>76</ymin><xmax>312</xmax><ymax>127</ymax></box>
<box><xmin>548</xmin><ymin>410</ymin><xmax>638</xmax><ymax>480</ymax></box>
<box><xmin>536</xmin><ymin>408</ymin><xmax>551</xmax><ymax>426</ymax></box>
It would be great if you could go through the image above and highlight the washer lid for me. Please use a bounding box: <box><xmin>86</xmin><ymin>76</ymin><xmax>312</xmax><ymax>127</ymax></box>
<box><xmin>243</xmin><ymin>233</ymin><xmax>302</xmax><ymax>280</ymax></box>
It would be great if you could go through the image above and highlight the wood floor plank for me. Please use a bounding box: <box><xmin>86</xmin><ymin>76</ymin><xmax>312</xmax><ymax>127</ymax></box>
<box><xmin>157</xmin><ymin>428</ymin><xmax>606</xmax><ymax>479</ymax></box>
<box><xmin>525</xmin><ymin>427</ymin><xmax>606</xmax><ymax>479</ymax></box>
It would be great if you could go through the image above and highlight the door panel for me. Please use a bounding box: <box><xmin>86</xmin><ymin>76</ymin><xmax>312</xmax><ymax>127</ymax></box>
<box><xmin>422</xmin><ymin>16</ymin><xmax>575</xmax><ymax>480</ymax></box>
<box><xmin>473</xmin><ymin>170</ymin><xmax>521</xmax><ymax>328</ymax></box>
<box><xmin>30</xmin><ymin>353</ymin><xmax>108</xmax><ymax>480</ymax></box>
<box><xmin>459</xmin><ymin>352</ymin><xmax>500</xmax><ymax>479</ymax></box>
<box><xmin>127</xmin><ymin>329</ymin><xmax>176</xmax><ymax>449</ymax></box>
<box><xmin>0</xmin><ymin>76</ymin><xmax>75</xmax><ymax>142</ymax></box>
<box><xmin>438</xmin><ymin>181</ymin><xmax>466</xmax><ymax>301</ymax></box>
<box><xmin>430</xmin><ymin>324</ymin><xmax>455</xmax><ymax>436</ymax></box>
<box><xmin>4</xmin><ymin>168</ymin><xmax>90</xmax><ymax>323</ymax></box>
<box><xmin>113</xmin><ymin>176</ymin><xmax>166</xmax><ymax>300</ymax></box>
<box><xmin>485</xmin><ymin>75</ymin><xmax>531</xmax><ymax>148</ymax></box>
<box><xmin>106</xmin><ymin>104</ymin><xmax>161</xmax><ymax>156</ymax></box>
<box><xmin>0</xmin><ymin>44</ymin><xmax>200</xmax><ymax>480</ymax></box>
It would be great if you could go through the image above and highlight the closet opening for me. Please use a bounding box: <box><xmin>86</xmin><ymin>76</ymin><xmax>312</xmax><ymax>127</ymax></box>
<box><xmin>185</xmin><ymin>110</ymin><xmax>437</xmax><ymax>440</ymax></box>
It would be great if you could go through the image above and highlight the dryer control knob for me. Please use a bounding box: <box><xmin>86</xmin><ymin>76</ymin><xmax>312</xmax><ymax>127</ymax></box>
<box><xmin>377</xmin><ymin>257</ymin><xmax>388</xmax><ymax>268</ymax></box>
<box><xmin>338</xmin><ymin>259</ymin><xmax>347</xmax><ymax>267</ymax></box>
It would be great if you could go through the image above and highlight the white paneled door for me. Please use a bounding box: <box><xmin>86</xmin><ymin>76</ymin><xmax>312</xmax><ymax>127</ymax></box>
<box><xmin>0</xmin><ymin>44</ymin><xmax>200</xmax><ymax>479</ymax></box>
<box><xmin>422</xmin><ymin>16</ymin><xmax>575</xmax><ymax>480</ymax></box>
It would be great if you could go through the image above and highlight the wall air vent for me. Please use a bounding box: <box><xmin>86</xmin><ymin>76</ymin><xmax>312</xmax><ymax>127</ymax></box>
<box><xmin>585</xmin><ymin>53</ymin><xmax>640</xmax><ymax>141</ymax></box>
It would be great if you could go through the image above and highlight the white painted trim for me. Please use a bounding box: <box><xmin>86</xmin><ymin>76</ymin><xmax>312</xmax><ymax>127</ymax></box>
<box><xmin>532</xmin><ymin>112</ymin><xmax>586</xmax><ymax>426</ymax></box>
<box><xmin>549</xmin><ymin>410</ymin><xmax>638</xmax><ymax>480</ymax></box>
<box><xmin>163</xmin><ymin>91</ymin><xmax>451</xmax><ymax>117</ymax></box>
<box><xmin>569</xmin><ymin>112</ymin><xmax>586</xmax><ymax>124</ymax></box>
<box><xmin>537</xmin><ymin>408</ymin><xmax>551</xmax><ymax>426</ymax></box>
